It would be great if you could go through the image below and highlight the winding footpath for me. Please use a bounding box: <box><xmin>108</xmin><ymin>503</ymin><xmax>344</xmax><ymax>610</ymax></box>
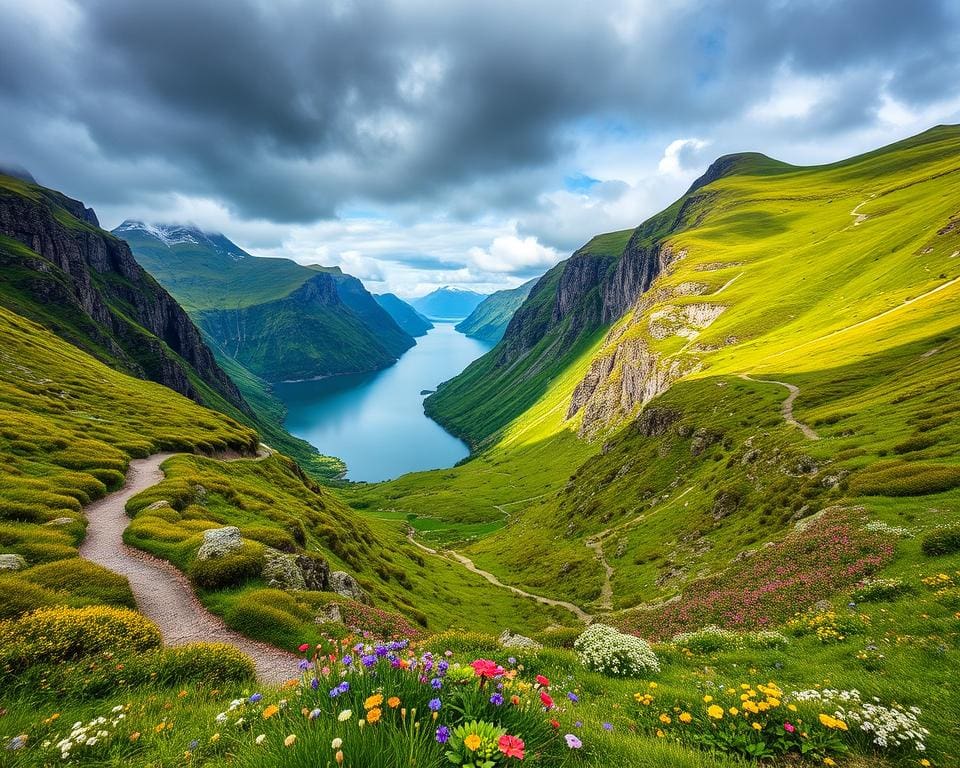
<box><xmin>79</xmin><ymin>452</ymin><xmax>298</xmax><ymax>684</ymax></box>
<box><xmin>405</xmin><ymin>530</ymin><xmax>593</xmax><ymax>623</ymax></box>
<box><xmin>739</xmin><ymin>374</ymin><xmax>819</xmax><ymax>440</ymax></box>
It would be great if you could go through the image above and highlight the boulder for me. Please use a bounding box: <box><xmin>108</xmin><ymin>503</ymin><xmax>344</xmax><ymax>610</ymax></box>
<box><xmin>296</xmin><ymin>553</ymin><xmax>329</xmax><ymax>591</ymax></box>
<box><xmin>315</xmin><ymin>603</ymin><xmax>343</xmax><ymax>624</ymax></box>
<box><xmin>196</xmin><ymin>526</ymin><xmax>243</xmax><ymax>560</ymax></box>
<box><xmin>0</xmin><ymin>553</ymin><xmax>27</xmax><ymax>571</ymax></box>
<box><xmin>329</xmin><ymin>571</ymin><xmax>367</xmax><ymax>602</ymax></box>
<box><xmin>44</xmin><ymin>517</ymin><xmax>76</xmax><ymax>527</ymax></box>
<box><xmin>146</xmin><ymin>500</ymin><xmax>173</xmax><ymax>512</ymax></box>
<box><xmin>262</xmin><ymin>548</ymin><xmax>306</xmax><ymax>590</ymax></box>
<box><xmin>498</xmin><ymin>629</ymin><xmax>541</xmax><ymax>650</ymax></box>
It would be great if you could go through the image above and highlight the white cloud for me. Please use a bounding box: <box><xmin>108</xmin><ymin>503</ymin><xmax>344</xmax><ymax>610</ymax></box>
<box><xmin>658</xmin><ymin>138</ymin><xmax>710</xmax><ymax>174</ymax></box>
<box><xmin>467</xmin><ymin>234</ymin><xmax>559</xmax><ymax>274</ymax></box>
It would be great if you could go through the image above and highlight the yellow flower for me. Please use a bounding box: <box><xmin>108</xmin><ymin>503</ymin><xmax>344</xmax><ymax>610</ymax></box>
<box><xmin>707</xmin><ymin>705</ymin><xmax>724</xmax><ymax>720</ymax></box>
<box><xmin>387</xmin><ymin>696</ymin><xmax>400</xmax><ymax>709</ymax></box>
<box><xmin>919</xmin><ymin>761</ymin><xmax>931</xmax><ymax>768</ymax></box>
<box><xmin>284</xmin><ymin>734</ymin><xmax>296</xmax><ymax>747</ymax></box>
<box><xmin>823</xmin><ymin>759</ymin><xmax>836</xmax><ymax>767</ymax></box>
<box><xmin>656</xmin><ymin>729</ymin><xmax>665</xmax><ymax>738</ymax></box>
<box><xmin>464</xmin><ymin>733</ymin><xmax>482</xmax><ymax>751</ymax></box>
<box><xmin>788</xmin><ymin>704</ymin><xmax>797</xmax><ymax>712</ymax></box>
<box><xmin>818</xmin><ymin>713</ymin><xmax>848</xmax><ymax>731</ymax></box>
<box><xmin>752</xmin><ymin>722</ymin><xmax>762</xmax><ymax>731</ymax></box>
<box><xmin>729</xmin><ymin>707</ymin><xmax>739</xmax><ymax>716</ymax></box>
<box><xmin>210</xmin><ymin>733</ymin><xmax>220</xmax><ymax>743</ymax></box>
<box><xmin>262</xmin><ymin>705</ymin><xmax>279</xmax><ymax>719</ymax></box>
<box><xmin>703</xmin><ymin>695</ymin><xmax>713</xmax><ymax>703</ymax></box>
<box><xmin>679</xmin><ymin>712</ymin><xmax>692</xmax><ymax>724</ymax></box>
<box><xmin>659</xmin><ymin>714</ymin><xmax>671</xmax><ymax>724</ymax></box>
<box><xmin>364</xmin><ymin>693</ymin><xmax>384</xmax><ymax>710</ymax></box>
<box><xmin>649</xmin><ymin>682</ymin><xmax>658</xmax><ymax>688</ymax></box>
<box><xmin>366</xmin><ymin>708</ymin><xmax>382</xmax><ymax>724</ymax></box>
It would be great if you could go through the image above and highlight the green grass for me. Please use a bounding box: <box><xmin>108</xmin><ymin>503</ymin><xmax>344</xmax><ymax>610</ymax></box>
<box><xmin>455</xmin><ymin>278</ymin><xmax>537</xmax><ymax>343</ymax></box>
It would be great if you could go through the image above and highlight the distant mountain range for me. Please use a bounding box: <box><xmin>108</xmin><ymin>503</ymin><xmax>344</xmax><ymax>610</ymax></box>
<box><xmin>410</xmin><ymin>286</ymin><xmax>486</xmax><ymax>320</ymax></box>
<box><xmin>455</xmin><ymin>278</ymin><xmax>537</xmax><ymax>343</ymax></box>
<box><xmin>374</xmin><ymin>293</ymin><xmax>433</xmax><ymax>336</ymax></box>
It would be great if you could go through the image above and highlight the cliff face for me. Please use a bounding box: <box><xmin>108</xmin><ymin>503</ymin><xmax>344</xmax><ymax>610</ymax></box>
<box><xmin>0</xmin><ymin>178</ymin><xmax>248</xmax><ymax>412</ymax></box>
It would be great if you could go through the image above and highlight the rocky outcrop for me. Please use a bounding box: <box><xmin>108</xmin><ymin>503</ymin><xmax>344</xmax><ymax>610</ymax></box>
<box><xmin>329</xmin><ymin>570</ymin><xmax>368</xmax><ymax>603</ymax></box>
<box><xmin>196</xmin><ymin>526</ymin><xmax>244</xmax><ymax>560</ymax></box>
<box><xmin>0</xmin><ymin>182</ymin><xmax>247</xmax><ymax>412</ymax></box>
<box><xmin>262</xmin><ymin>548</ymin><xmax>330</xmax><ymax>591</ymax></box>
<box><xmin>0</xmin><ymin>553</ymin><xmax>27</xmax><ymax>571</ymax></box>
<box><xmin>498</xmin><ymin>629</ymin><xmax>542</xmax><ymax>650</ymax></box>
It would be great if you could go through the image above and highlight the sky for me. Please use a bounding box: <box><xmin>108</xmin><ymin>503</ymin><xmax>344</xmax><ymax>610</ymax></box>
<box><xmin>1</xmin><ymin>0</ymin><xmax>959</xmax><ymax>298</ymax></box>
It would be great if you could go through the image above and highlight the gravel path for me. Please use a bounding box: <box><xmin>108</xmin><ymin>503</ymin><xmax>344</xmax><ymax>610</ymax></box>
<box><xmin>739</xmin><ymin>374</ymin><xmax>819</xmax><ymax>440</ymax></box>
<box><xmin>79</xmin><ymin>453</ymin><xmax>299</xmax><ymax>684</ymax></box>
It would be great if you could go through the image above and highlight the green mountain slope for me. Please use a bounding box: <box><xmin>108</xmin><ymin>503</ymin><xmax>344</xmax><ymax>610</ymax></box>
<box><xmin>455</xmin><ymin>277</ymin><xmax>537</xmax><ymax>342</ymax></box>
<box><xmin>375</xmin><ymin>292</ymin><xmax>433</xmax><ymax>336</ymax></box>
<box><xmin>411</xmin><ymin>286</ymin><xmax>486</xmax><ymax>319</ymax></box>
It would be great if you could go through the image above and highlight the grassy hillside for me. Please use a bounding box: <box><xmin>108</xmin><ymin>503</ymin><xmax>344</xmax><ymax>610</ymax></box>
<box><xmin>455</xmin><ymin>277</ymin><xmax>537</xmax><ymax>342</ymax></box>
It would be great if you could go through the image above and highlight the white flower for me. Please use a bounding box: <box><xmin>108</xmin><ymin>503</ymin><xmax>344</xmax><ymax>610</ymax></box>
<box><xmin>215</xmin><ymin>712</ymin><xmax>228</xmax><ymax>724</ymax></box>
<box><xmin>255</xmin><ymin>734</ymin><xmax>266</xmax><ymax>745</ymax></box>
<box><xmin>332</xmin><ymin>737</ymin><xmax>343</xmax><ymax>749</ymax></box>
<box><xmin>338</xmin><ymin>709</ymin><xmax>353</xmax><ymax>721</ymax></box>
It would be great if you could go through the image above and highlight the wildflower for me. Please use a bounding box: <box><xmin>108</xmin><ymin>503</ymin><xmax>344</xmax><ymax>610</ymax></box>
<box><xmin>471</xmin><ymin>659</ymin><xmax>505</xmax><ymax>679</ymax></box>
<box><xmin>679</xmin><ymin>712</ymin><xmax>692</xmax><ymax>723</ymax></box>
<box><xmin>536</xmin><ymin>675</ymin><xmax>551</xmax><ymax>687</ymax></box>
<box><xmin>752</xmin><ymin>722</ymin><xmax>762</xmax><ymax>730</ymax></box>
<box><xmin>262</xmin><ymin>705</ymin><xmax>279</xmax><ymax>719</ymax></box>
<box><xmin>784</xmin><ymin>722</ymin><xmax>796</xmax><ymax>733</ymax></box>
<box><xmin>284</xmin><ymin>734</ymin><xmax>296</xmax><ymax>747</ymax></box>
<box><xmin>364</xmin><ymin>693</ymin><xmax>384</xmax><ymax>710</ymax></box>
<box><xmin>540</xmin><ymin>691</ymin><xmax>554</xmax><ymax>709</ymax></box>
<box><xmin>388</xmin><ymin>696</ymin><xmax>400</xmax><ymax>708</ymax></box>
<box><xmin>436</xmin><ymin>726</ymin><xmax>450</xmax><ymax>744</ymax></box>
<box><xmin>299</xmin><ymin>643</ymin><xmax>310</xmax><ymax>652</ymax></box>
<box><xmin>824</xmin><ymin>760</ymin><xmax>836</xmax><ymax>767</ymax></box>
<box><xmin>5</xmin><ymin>735</ymin><xmax>27</xmax><ymax>751</ymax></box>
<box><xmin>338</xmin><ymin>709</ymin><xmax>352</xmax><ymax>721</ymax></box>
<box><xmin>130</xmin><ymin>732</ymin><xmax>141</xmax><ymax>742</ymax></box>
<box><xmin>603</xmin><ymin>722</ymin><xmax>613</xmax><ymax>731</ymax></box>
<box><xmin>464</xmin><ymin>733</ymin><xmax>482</xmax><ymax>751</ymax></box>
<box><xmin>707</xmin><ymin>705</ymin><xmax>724</xmax><ymax>720</ymax></box>
<box><xmin>818</xmin><ymin>713</ymin><xmax>849</xmax><ymax>731</ymax></box>
<box><xmin>255</xmin><ymin>734</ymin><xmax>266</xmax><ymax>745</ymax></box>
<box><xmin>499</xmin><ymin>734</ymin><xmax>525</xmax><ymax>759</ymax></box>
<box><xmin>338</xmin><ymin>681</ymin><xmax>350</xmax><ymax>694</ymax></box>
<box><xmin>729</xmin><ymin>707</ymin><xmax>739</xmax><ymax>716</ymax></box>
<box><xmin>332</xmin><ymin>738</ymin><xmax>343</xmax><ymax>749</ymax></box>
<box><xmin>704</xmin><ymin>695</ymin><xmax>713</xmax><ymax>703</ymax></box>
<box><xmin>431</xmin><ymin>677</ymin><xmax>443</xmax><ymax>689</ymax></box>
<box><xmin>659</xmin><ymin>714</ymin><xmax>671</xmax><ymax>724</ymax></box>
<box><xmin>367</xmin><ymin>708</ymin><xmax>382</xmax><ymax>724</ymax></box>
<box><xmin>249</xmin><ymin>693</ymin><xmax>262</xmax><ymax>703</ymax></box>
<box><xmin>210</xmin><ymin>733</ymin><xmax>220</xmax><ymax>743</ymax></box>
<box><xmin>550</xmin><ymin>719</ymin><xmax>560</xmax><ymax>729</ymax></box>
<box><xmin>335</xmin><ymin>749</ymin><xmax>344</xmax><ymax>765</ymax></box>
<box><xmin>510</xmin><ymin>695</ymin><xmax>520</xmax><ymax>706</ymax></box>
<box><xmin>565</xmin><ymin>734</ymin><xmax>583</xmax><ymax>749</ymax></box>
<box><xmin>490</xmin><ymin>693</ymin><xmax>504</xmax><ymax>706</ymax></box>
<box><xmin>567</xmin><ymin>692</ymin><xmax>579</xmax><ymax>702</ymax></box>
<box><xmin>309</xmin><ymin>708</ymin><xmax>322</xmax><ymax>720</ymax></box>
<box><xmin>429</xmin><ymin>698</ymin><xmax>442</xmax><ymax>712</ymax></box>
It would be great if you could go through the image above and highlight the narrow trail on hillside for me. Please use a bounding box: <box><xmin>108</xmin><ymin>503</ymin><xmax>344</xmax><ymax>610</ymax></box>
<box><xmin>79</xmin><ymin>449</ymin><xmax>298</xmax><ymax>684</ymax></box>
<box><xmin>405</xmin><ymin>530</ymin><xmax>592</xmax><ymax>623</ymax></box>
<box><xmin>492</xmin><ymin>493</ymin><xmax>550</xmax><ymax>520</ymax></box>
<box><xmin>739</xmin><ymin>374</ymin><xmax>819</xmax><ymax>440</ymax></box>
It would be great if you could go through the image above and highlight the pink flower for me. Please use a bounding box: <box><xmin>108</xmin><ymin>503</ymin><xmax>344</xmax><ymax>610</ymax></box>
<box><xmin>536</xmin><ymin>674</ymin><xmax>551</xmax><ymax>688</ymax></box>
<box><xmin>540</xmin><ymin>691</ymin><xmax>554</xmax><ymax>709</ymax></box>
<box><xmin>298</xmin><ymin>643</ymin><xmax>310</xmax><ymax>652</ymax></box>
<box><xmin>470</xmin><ymin>659</ymin><xmax>505</xmax><ymax>679</ymax></box>
<box><xmin>784</xmin><ymin>722</ymin><xmax>796</xmax><ymax>733</ymax></box>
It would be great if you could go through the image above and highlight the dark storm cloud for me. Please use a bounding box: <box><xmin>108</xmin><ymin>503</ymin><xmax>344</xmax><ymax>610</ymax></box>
<box><xmin>0</xmin><ymin>0</ymin><xmax>957</xmax><ymax>223</ymax></box>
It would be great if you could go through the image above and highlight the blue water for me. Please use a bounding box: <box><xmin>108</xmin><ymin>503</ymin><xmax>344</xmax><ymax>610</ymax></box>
<box><xmin>274</xmin><ymin>323</ymin><xmax>494</xmax><ymax>482</ymax></box>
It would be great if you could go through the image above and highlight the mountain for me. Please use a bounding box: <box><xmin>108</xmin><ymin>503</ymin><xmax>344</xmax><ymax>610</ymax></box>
<box><xmin>455</xmin><ymin>278</ymin><xmax>538</xmax><ymax>343</ymax></box>
<box><xmin>118</xmin><ymin>221</ymin><xmax>415</xmax><ymax>375</ymax></box>
<box><xmin>410</xmin><ymin>286</ymin><xmax>486</xmax><ymax>319</ymax></box>
<box><xmin>375</xmin><ymin>292</ymin><xmax>433</xmax><ymax>336</ymax></box>
<box><xmin>0</xmin><ymin>173</ymin><xmax>247</xmax><ymax>415</ymax></box>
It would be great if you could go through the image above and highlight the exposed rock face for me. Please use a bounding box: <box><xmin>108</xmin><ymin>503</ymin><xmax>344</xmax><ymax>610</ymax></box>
<box><xmin>44</xmin><ymin>517</ymin><xmax>77</xmax><ymax>527</ymax></box>
<box><xmin>295</xmin><ymin>553</ymin><xmax>330</xmax><ymax>591</ymax></box>
<box><xmin>498</xmin><ymin>629</ymin><xmax>542</xmax><ymax>650</ymax></box>
<box><xmin>263</xmin><ymin>547</ymin><xmax>307</xmax><ymax>590</ymax></box>
<box><xmin>315</xmin><ymin>603</ymin><xmax>343</xmax><ymax>624</ymax></box>
<box><xmin>329</xmin><ymin>571</ymin><xmax>368</xmax><ymax>603</ymax></box>
<box><xmin>197</xmin><ymin>526</ymin><xmax>244</xmax><ymax>560</ymax></box>
<box><xmin>0</xmin><ymin>553</ymin><xmax>27</xmax><ymax>571</ymax></box>
<box><xmin>0</xmin><ymin>182</ymin><xmax>247</xmax><ymax>412</ymax></box>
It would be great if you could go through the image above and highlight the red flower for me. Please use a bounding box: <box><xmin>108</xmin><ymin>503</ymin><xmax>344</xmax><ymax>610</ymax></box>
<box><xmin>549</xmin><ymin>719</ymin><xmax>560</xmax><ymax>729</ymax></box>
<box><xmin>470</xmin><ymin>659</ymin><xmax>505</xmax><ymax>679</ymax></box>
<box><xmin>498</xmin><ymin>734</ymin><xmax>525</xmax><ymax>759</ymax></box>
<box><xmin>540</xmin><ymin>691</ymin><xmax>554</xmax><ymax>709</ymax></box>
<box><xmin>536</xmin><ymin>675</ymin><xmax>550</xmax><ymax>688</ymax></box>
<box><xmin>298</xmin><ymin>643</ymin><xmax>310</xmax><ymax>652</ymax></box>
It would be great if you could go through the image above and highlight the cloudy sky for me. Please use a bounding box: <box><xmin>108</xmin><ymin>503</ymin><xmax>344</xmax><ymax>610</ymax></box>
<box><xmin>2</xmin><ymin>0</ymin><xmax>959</xmax><ymax>297</ymax></box>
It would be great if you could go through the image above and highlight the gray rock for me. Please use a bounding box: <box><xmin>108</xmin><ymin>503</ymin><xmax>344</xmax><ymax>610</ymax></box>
<box><xmin>0</xmin><ymin>553</ymin><xmax>27</xmax><ymax>571</ymax></box>
<box><xmin>315</xmin><ymin>603</ymin><xmax>343</xmax><ymax>624</ymax></box>
<box><xmin>329</xmin><ymin>571</ymin><xmax>367</xmax><ymax>602</ymax></box>
<box><xmin>197</xmin><ymin>526</ymin><xmax>243</xmax><ymax>560</ymax></box>
<box><xmin>262</xmin><ymin>547</ymin><xmax>307</xmax><ymax>590</ymax></box>
<box><xmin>296</xmin><ymin>554</ymin><xmax>329</xmax><ymax>592</ymax></box>
<box><xmin>44</xmin><ymin>517</ymin><xmax>76</xmax><ymax>527</ymax></box>
<box><xmin>146</xmin><ymin>500</ymin><xmax>173</xmax><ymax>512</ymax></box>
<box><xmin>498</xmin><ymin>629</ymin><xmax>541</xmax><ymax>650</ymax></box>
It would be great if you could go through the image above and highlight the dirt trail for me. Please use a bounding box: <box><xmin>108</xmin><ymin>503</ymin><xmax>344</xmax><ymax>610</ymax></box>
<box><xmin>739</xmin><ymin>374</ymin><xmax>819</xmax><ymax>440</ymax></box>
<box><xmin>405</xmin><ymin>530</ymin><xmax>592</xmax><ymax>623</ymax></box>
<box><xmin>584</xmin><ymin>537</ymin><xmax>613</xmax><ymax>611</ymax></box>
<box><xmin>79</xmin><ymin>452</ymin><xmax>298</xmax><ymax>684</ymax></box>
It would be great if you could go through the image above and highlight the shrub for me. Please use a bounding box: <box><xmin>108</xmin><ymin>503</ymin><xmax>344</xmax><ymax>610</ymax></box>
<box><xmin>0</xmin><ymin>606</ymin><xmax>161</xmax><ymax>669</ymax></box>
<box><xmin>0</xmin><ymin>575</ymin><xmax>60</xmax><ymax>619</ymax></box>
<box><xmin>188</xmin><ymin>542</ymin><xmax>264</xmax><ymax>589</ymax></box>
<box><xmin>671</xmin><ymin>625</ymin><xmax>739</xmax><ymax>654</ymax></box>
<box><xmin>534</xmin><ymin>626</ymin><xmax>582</xmax><ymax>649</ymax></box>
<box><xmin>574</xmin><ymin>623</ymin><xmax>660</xmax><ymax>676</ymax></box>
<box><xmin>786</xmin><ymin>610</ymin><xmax>870</xmax><ymax>643</ymax></box>
<box><xmin>152</xmin><ymin>643</ymin><xmax>255</xmax><ymax>685</ymax></box>
<box><xmin>745</xmin><ymin>630</ymin><xmax>789</xmax><ymax>650</ymax></box>
<box><xmin>225</xmin><ymin>599</ymin><xmax>305</xmax><ymax>649</ymax></box>
<box><xmin>240</xmin><ymin>524</ymin><xmax>297</xmax><ymax>552</ymax></box>
<box><xmin>848</xmin><ymin>462</ymin><xmax>960</xmax><ymax>497</ymax></box>
<box><xmin>921</xmin><ymin>524</ymin><xmax>960</xmax><ymax>556</ymax></box>
<box><xmin>23</xmin><ymin>558</ymin><xmax>135</xmax><ymax>607</ymax></box>
<box><xmin>851</xmin><ymin>577</ymin><xmax>915</xmax><ymax>603</ymax></box>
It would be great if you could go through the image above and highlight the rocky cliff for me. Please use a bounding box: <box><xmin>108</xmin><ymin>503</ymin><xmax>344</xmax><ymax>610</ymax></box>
<box><xmin>0</xmin><ymin>174</ymin><xmax>248</xmax><ymax>412</ymax></box>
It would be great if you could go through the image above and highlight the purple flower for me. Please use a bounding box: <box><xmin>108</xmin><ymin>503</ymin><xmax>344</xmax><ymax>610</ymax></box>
<box><xmin>298</xmin><ymin>659</ymin><xmax>312</xmax><ymax>672</ymax></box>
<box><xmin>431</xmin><ymin>677</ymin><xmax>443</xmax><ymax>690</ymax></box>
<box><xmin>602</xmin><ymin>722</ymin><xmax>613</xmax><ymax>731</ymax></box>
<box><xmin>438</xmin><ymin>660</ymin><xmax>449</xmax><ymax>674</ymax></box>
<box><xmin>329</xmin><ymin>687</ymin><xmax>340</xmax><ymax>698</ymax></box>
<box><xmin>311</xmin><ymin>677</ymin><xmax>319</xmax><ymax>690</ymax></box>
<box><xmin>574</xmin><ymin>721</ymin><xmax>583</xmax><ymax>728</ymax></box>
<box><xmin>375</xmin><ymin>645</ymin><xmax>388</xmax><ymax>658</ymax></box>
<box><xmin>507</xmin><ymin>657</ymin><xmax>516</xmax><ymax>665</ymax></box>
<box><xmin>248</xmin><ymin>693</ymin><xmax>263</xmax><ymax>703</ymax></box>
<box><xmin>565</xmin><ymin>734</ymin><xmax>582</xmax><ymax>749</ymax></box>
<box><xmin>361</xmin><ymin>654</ymin><xmax>377</xmax><ymax>668</ymax></box>
<box><xmin>337</xmin><ymin>681</ymin><xmax>350</xmax><ymax>694</ymax></box>
<box><xmin>436</xmin><ymin>726</ymin><xmax>450</xmax><ymax>744</ymax></box>
<box><xmin>188</xmin><ymin>740</ymin><xmax>199</xmax><ymax>750</ymax></box>
<box><xmin>490</xmin><ymin>693</ymin><xmax>504</xmax><ymax>706</ymax></box>
<box><xmin>567</xmin><ymin>692</ymin><xmax>579</xmax><ymax>703</ymax></box>
<box><xmin>428</xmin><ymin>698</ymin><xmax>442</xmax><ymax>712</ymax></box>
<box><xmin>342</xmin><ymin>654</ymin><xmax>353</xmax><ymax>666</ymax></box>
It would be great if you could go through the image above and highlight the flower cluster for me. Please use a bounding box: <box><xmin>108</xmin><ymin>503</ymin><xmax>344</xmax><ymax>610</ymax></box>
<box><xmin>850</xmin><ymin>577</ymin><xmax>913</xmax><ymax>603</ymax></box>
<box><xmin>786</xmin><ymin>610</ymin><xmax>870</xmax><ymax>644</ymax></box>
<box><xmin>790</xmin><ymin>689</ymin><xmax>929</xmax><ymax>753</ymax></box>
<box><xmin>574</xmin><ymin>623</ymin><xmax>659</xmax><ymax>677</ymax></box>
<box><xmin>42</xmin><ymin>706</ymin><xmax>127</xmax><ymax>761</ymax></box>
<box><xmin>669</xmin><ymin>625</ymin><xmax>789</xmax><ymax>654</ymax></box>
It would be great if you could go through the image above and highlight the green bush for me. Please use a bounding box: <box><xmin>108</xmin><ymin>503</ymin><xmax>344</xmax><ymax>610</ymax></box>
<box><xmin>23</xmin><ymin>558</ymin><xmax>135</xmax><ymax>607</ymax></box>
<box><xmin>848</xmin><ymin>462</ymin><xmax>960</xmax><ymax>497</ymax></box>
<box><xmin>851</xmin><ymin>577</ymin><xmax>915</xmax><ymax>602</ymax></box>
<box><xmin>534</xmin><ymin>626</ymin><xmax>583</xmax><ymax>649</ymax></box>
<box><xmin>671</xmin><ymin>626</ymin><xmax>740</xmax><ymax>654</ymax></box>
<box><xmin>188</xmin><ymin>542</ymin><xmax>264</xmax><ymax>589</ymax></box>
<box><xmin>893</xmin><ymin>435</ymin><xmax>937</xmax><ymax>454</ymax></box>
<box><xmin>0</xmin><ymin>575</ymin><xmax>60</xmax><ymax>619</ymax></box>
<box><xmin>225</xmin><ymin>596</ymin><xmax>305</xmax><ymax>648</ymax></box>
<box><xmin>152</xmin><ymin>643</ymin><xmax>255</xmax><ymax>685</ymax></box>
<box><xmin>0</xmin><ymin>606</ymin><xmax>161</xmax><ymax>669</ymax></box>
<box><xmin>240</xmin><ymin>524</ymin><xmax>297</xmax><ymax>552</ymax></box>
<box><xmin>921</xmin><ymin>524</ymin><xmax>960</xmax><ymax>556</ymax></box>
